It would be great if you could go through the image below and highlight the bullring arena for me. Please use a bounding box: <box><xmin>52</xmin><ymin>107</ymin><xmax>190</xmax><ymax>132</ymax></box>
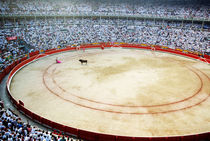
<box><xmin>4</xmin><ymin>44</ymin><xmax>210</xmax><ymax>141</ymax></box>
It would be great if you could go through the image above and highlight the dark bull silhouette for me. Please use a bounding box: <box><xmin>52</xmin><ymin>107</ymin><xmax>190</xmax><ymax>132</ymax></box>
<box><xmin>79</xmin><ymin>59</ymin><xmax>87</xmax><ymax>65</ymax></box>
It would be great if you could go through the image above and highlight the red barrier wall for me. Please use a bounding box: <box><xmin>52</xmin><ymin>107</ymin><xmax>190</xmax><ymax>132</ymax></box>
<box><xmin>2</xmin><ymin>44</ymin><xmax>210</xmax><ymax>141</ymax></box>
<box><xmin>0</xmin><ymin>73</ymin><xmax>4</xmax><ymax>83</ymax></box>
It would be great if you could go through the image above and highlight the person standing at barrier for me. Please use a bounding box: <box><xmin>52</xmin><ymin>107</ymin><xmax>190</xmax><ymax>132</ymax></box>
<box><xmin>101</xmin><ymin>45</ymin><xmax>104</xmax><ymax>50</ymax></box>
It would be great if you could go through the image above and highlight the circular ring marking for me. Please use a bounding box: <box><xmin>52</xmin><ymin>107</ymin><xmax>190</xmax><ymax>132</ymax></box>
<box><xmin>42</xmin><ymin>51</ymin><xmax>210</xmax><ymax>114</ymax></box>
<box><xmin>46</xmin><ymin>63</ymin><xmax>203</xmax><ymax>108</ymax></box>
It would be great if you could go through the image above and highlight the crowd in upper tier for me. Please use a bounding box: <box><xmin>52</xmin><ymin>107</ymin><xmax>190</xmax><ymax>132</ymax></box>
<box><xmin>0</xmin><ymin>99</ymin><xmax>81</xmax><ymax>141</ymax></box>
<box><xmin>0</xmin><ymin>0</ymin><xmax>209</xmax><ymax>20</ymax></box>
<box><xmin>0</xmin><ymin>18</ymin><xmax>209</xmax><ymax>72</ymax></box>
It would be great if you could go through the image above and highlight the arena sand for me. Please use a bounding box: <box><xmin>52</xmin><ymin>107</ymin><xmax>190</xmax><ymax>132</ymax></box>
<box><xmin>9</xmin><ymin>48</ymin><xmax>210</xmax><ymax>137</ymax></box>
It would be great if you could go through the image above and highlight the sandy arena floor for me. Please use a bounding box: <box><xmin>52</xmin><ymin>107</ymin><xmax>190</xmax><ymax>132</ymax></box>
<box><xmin>9</xmin><ymin>48</ymin><xmax>210</xmax><ymax>137</ymax></box>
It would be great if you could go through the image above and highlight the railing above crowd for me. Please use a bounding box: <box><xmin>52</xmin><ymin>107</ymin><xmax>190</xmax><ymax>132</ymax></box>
<box><xmin>1</xmin><ymin>12</ymin><xmax>210</xmax><ymax>22</ymax></box>
<box><xmin>1</xmin><ymin>43</ymin><xmax>210</xmax><ymax>141</ymax></box>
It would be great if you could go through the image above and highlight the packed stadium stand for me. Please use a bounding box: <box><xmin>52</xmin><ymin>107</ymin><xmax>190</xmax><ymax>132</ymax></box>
<box><xmin>0</xmin><ymin>0</ymin><xmax>209</xmax><ymax>19</ymax></box>
<box><xmin>0</xmin><ymin>0</ymin><xmax>210</xmax><ymax>141</ymax></box>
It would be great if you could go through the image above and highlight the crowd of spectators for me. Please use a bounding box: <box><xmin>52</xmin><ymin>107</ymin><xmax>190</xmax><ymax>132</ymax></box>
<box><xmin>0</xmin><ymin>99</ymin><xmax>81</xmax><ymax>141</ymax></box>
<box><xmin>0</xmin><ymin>38</ymin><xmax>26</xmax><ymax>72</ymax></box>
<box><xmin>0</xmin><ymin>18</ymin><xmax>209</xmax><ymax>72</ymax></box>
<box><xmin>0</xmin><ymin>0</ymin><xmax>209</xmax><ymax>20</ymax></box>
<box><xmin>0</xmin><ymin>1</ymin><xmax>209</xmax><ymax>140</ymax></box>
